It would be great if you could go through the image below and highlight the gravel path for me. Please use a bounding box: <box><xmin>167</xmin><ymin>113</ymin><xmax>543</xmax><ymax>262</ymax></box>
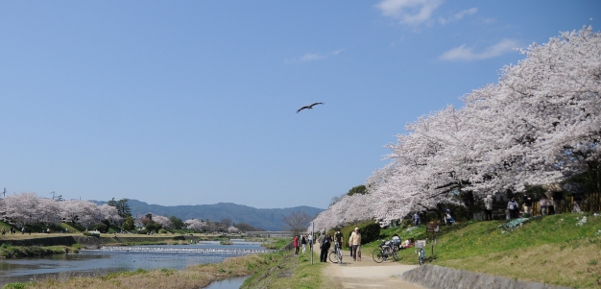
<box><xmin>313</xmin><ymin>244</ymin><xmax>427</xmax><ymax>288</ymax></box>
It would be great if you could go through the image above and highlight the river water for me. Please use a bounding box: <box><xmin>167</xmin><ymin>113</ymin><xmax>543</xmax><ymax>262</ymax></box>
<box><xmin>0</xmin><ymin>241</ymin><xmax>268</xmax><ymax>287</ymax></box>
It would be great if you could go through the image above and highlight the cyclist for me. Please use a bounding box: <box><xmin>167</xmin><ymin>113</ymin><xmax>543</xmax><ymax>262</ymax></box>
<box><xmin>334</xmin><ymin>229</ymin><xmax>343</xmax><ymax>252</ymax></box>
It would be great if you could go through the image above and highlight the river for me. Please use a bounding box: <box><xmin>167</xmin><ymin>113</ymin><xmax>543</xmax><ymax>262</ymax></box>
<box><xmin>0</xmin><ymin>240</ymin><xmax>268</xmax><ymax>287</ymax></box>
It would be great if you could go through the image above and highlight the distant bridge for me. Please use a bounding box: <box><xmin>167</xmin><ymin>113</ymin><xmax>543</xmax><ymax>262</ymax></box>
<box><xmin>245</xmin><ymin>231</ymin><xmax>293</xmax><ymax>237</ymax></box>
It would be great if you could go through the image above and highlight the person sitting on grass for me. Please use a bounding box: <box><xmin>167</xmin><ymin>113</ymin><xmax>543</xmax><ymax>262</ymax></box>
<box><xmin>399</xmin><ymin>238</ymin><xmax>414</xmax><ymax>249</ymax></box>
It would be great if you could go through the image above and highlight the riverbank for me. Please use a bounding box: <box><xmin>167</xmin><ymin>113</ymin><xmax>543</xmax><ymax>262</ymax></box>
<box><xmin>3</xmin><ymin>253</ymin><xmax>271</xmax><ymax>289</ymax></box>
<box><xmin>0</xmin><ymin>238</ymin><xmax>292</xmax><ymax>289</ymax></box>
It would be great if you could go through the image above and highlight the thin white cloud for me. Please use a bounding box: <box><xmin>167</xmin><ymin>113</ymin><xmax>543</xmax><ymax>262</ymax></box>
<box><xmin>439</xmin><ymin>7</ymin><xmax>477</xmax><ymax>24</ymax></box>
<box><xmin>288</xmin><ymin>49</ymin><xmax>344</xmax><ymax>63</ymax></box>
<box><xmin>454</xmin><ymin>7</ymin><xmax>477</xmax><ymax>19</ymax></box>
<box><xmin>439</xmin><ymin>39</ymin><xmax>519</xmax><ymax>61</ymax></box>
<box><xmin>376</xmin><ymin>0</ymin><xmax>444</xmax><ymax>25</ymax></box>
<box><xmin>300</xmin><ymin>53</ymin><xmax>324</xmax><ymax>62</ymax></box>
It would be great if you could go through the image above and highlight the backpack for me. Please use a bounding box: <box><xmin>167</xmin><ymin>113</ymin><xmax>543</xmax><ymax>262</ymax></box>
<box><xmin>323</xmin><ymin>237</ymin><xmax>330</xmax><ymax>247</ymax></box>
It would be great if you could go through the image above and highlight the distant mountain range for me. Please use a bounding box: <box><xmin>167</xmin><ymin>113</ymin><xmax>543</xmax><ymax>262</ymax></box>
<box><xmin>93</xmin><ymin>199</ymin><xmax>325</xmax><ymax>231</ymax></box>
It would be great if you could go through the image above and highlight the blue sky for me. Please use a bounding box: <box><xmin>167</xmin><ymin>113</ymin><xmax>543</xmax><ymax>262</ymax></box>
<box><xmin>1</xmin><ymin>1</ymin><xmax>599</xmax><ymax>209</ymax></box>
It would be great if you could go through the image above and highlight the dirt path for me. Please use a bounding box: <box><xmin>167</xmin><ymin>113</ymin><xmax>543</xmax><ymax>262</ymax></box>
<box><xmin>313</xmin><ymin>244</ymin><xmax>427</xmax><ymax>289</ymax></box>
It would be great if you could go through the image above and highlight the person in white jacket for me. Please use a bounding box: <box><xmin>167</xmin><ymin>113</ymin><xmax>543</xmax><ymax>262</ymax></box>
<box><xmin>484</xmin><ymin>195</ymin><xmax>494</xmax><ymax>221</ymax></box>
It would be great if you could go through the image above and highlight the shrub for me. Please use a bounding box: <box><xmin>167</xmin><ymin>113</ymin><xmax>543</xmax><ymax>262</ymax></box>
<box><xmin>90</xmin><ymin>223</ymin><xmax>108</xmax><ymax>233</ymax></box>
<box><xmin>145</xmin><ymin>223</ymin><xmax>162</xmax><ymax>233</ymax></box>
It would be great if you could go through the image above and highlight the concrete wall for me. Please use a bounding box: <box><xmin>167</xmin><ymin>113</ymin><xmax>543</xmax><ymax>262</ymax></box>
<box><xmin>401</xmin><ymin>265</ymin><xmax>572</xmax><ymax>289</ymax></box>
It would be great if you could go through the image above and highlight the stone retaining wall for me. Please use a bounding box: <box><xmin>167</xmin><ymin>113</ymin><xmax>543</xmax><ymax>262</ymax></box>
<box><xmin>401</xmin><ymin>265</ymin><xmax>572</xmax><ymax>289</ymax></box>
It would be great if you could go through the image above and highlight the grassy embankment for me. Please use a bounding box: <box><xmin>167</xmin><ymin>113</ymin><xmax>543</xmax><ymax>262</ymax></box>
<box><xmin>1</xmin><ymin>237</ymin><xmax>332</xmax><ymax>289</ymax></box>
<box><xmin>241</xmin><ymin>238</ymin><xmax>337</xmax><ymax>289</ymax></box>
<box><xmin>360</xmin><ymin>212</ymin><xmax>601</xmax><ymax>288</ymax></box>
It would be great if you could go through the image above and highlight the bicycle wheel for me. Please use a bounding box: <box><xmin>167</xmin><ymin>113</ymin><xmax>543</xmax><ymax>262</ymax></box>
<box><xmin>337</xmin><ymin>249</ymin><xmax>343</xmax><ymax>263</ymax></box>
<box><xmin>372</xmin><ymin>248</ymin><xmax>384</xmax><ymax>263</ymax></box>
<box><xmin>329</xmin><ymin>251</ymin><xmax>338</xmax><ymax>263</ymax></box>
<box><xmin>391</xmin><ymin>249</ymin><xmax>399</xmax><ymax>261</ymax></box>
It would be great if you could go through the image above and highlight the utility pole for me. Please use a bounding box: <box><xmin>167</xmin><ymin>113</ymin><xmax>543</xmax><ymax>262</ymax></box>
<box><xmin>50</xmin><ymin>191</ymin><xmax>56</xmax><ymax>200</ymax></box>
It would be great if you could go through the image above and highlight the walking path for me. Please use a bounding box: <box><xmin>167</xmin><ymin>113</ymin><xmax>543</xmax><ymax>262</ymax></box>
<box><xmin>313</xmin><ymin>244</ymin><xmax>427</xmax><ymax>289</ymax></box>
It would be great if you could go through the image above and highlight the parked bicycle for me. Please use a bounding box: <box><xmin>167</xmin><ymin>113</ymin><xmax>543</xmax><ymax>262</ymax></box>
<box><xmin>415</xmin><ymin>239</ymin><xmax>426</xmax><ymax>265</ymax></box>
<box><xmin>329</xmin><ymin>241</ymin><xmax>343</xmax><ymax>263</ymax></box>
<box><xmin>372</xmin><ymin>239</ymin><xmax>398</xmax><ymax>263</ymax></box>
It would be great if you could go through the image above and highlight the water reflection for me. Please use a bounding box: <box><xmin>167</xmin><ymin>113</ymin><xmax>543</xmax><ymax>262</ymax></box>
<box><xmin>0</xmin><ymin>242</ymin><xmax>267</xmax><ymax>286</ymax></box>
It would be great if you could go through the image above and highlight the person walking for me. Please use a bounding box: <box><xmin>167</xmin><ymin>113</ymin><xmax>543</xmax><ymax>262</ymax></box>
<box><xmin>349</xmin><ymin>227</ymin><xmax>362</xmax><ymax>261</ymax></box>
<box><xmin>539</xmin><ymin>195</ymin><xmax>549</xmax><ymax>216</ymax></box>
<box><xmin>301</xmin><ymin>234</ymin><xmax>307</xmax><ymax>254</ymax></box>
<box><xmin>293</xmin><ymin>235</ymin><xmax>299</xmax><ymax>255</ymax></box>
<box><xmin>318</xmin><ymin>232</ymin><xmax>331</xmax><ymax>262</ymax></box>
<box><xmin>508</xmin><ymin>198</ymin><xmax>519</xmax><ymax>219</ymax></box>
<box><xmin>484</xmin><ymin>194</ymin><xmax>494</xmax><ymax>221</ymax></box>
<box><xmin>412</xmin><ymin>212</ymin><xmax>420</xmax><ymax>226</ymax></box>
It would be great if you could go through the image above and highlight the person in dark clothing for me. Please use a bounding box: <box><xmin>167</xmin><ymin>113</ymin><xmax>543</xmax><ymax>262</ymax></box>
<box><xmin>552</xmin><ymin>191</ymin><xmax>564</xmax><ymax>214</ymax></box>
<box><xmin>319</xmin><ymin>234</ymin><xmax>331</xmax><ymax>262</ymax></box>
<box><xmin>507</xmin><ymin>198</ymin><xmax>519</xmax><ymax>219</ymax></box>
<box><xmin>523</xmin><ymin>193</ymin><xmax>533</xmax><ymax>217</ymax></box>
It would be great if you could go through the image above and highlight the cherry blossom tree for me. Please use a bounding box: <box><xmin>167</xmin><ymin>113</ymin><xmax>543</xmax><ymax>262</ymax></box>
<box><xmin>58</xmin><ymin>200</ymin><xmax>103</xmax><ymax>229</ymax></box>
<box><xmin>152</xmin><ymin>215</ymin><xmax>171</xmax><ymax>230</ymax></box>
<box><xmin>1</xmin><ymin>192</ymin><xmax>44</xmax><ymax>226</ymax></box>
<box><xmin>316</xmin><ymin>26</ymin><xmax>600</xmax><ymax>226</ymax></box>
<box><xmin>227</xmin><ymin>226</ymin><xmax>239</xmax><ymax>233</ymax></box>
<box><xmin>184</xmin><ymin>219</ymin><xmax>206</xmax><ymax>232</ymax></box>
<box><xmin>99</xmin><ymin>204</ymin><xmax>123</xmax><ymax>226</ymax></box>
<box><xmin>37</xmin><ymin>197</ymin><xmax>62</xmax><ymax>225</ymax></box>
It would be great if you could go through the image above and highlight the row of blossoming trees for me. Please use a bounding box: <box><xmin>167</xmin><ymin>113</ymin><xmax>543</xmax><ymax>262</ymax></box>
<box><xmin>313</xmin><ymin>27</ymin><xmax>601</xmax><ymax>231</ymax></box>
<box><xmin>0</xmin><ymin>192</ymin><xmax>123</xmax><ymax>229</ymax></box>
<box><xmin>0</xmin><ymin>192</ymin><xmax>240</xmax><ymax>233</ymax></box>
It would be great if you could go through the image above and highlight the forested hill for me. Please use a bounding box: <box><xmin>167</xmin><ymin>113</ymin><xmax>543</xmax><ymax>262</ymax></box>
<box><xmin>94</xmin><ymin>200</ymin><xmax>325</xmax><ymax>231</ymax></box>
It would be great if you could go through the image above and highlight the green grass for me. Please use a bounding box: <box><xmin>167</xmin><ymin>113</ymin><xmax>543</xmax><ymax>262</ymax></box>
<box><xmin>0</xmin><ymin>244</ymin><xmax>70</xmax><ymax>258</ymax></box>
<box><xmin>242</xmin><ymin>249</ymin><xmax>332</xmax><ymax>289</ymax></box>
<box><xmin>364</xmin><ymin>212</ymin><xmax>601</xmax><ymax>288</ymax></box>
<box><xmin>261</xmin><ymin>237</ymin><xmax>290</xmax><ymax>250</ymax></box>
<box><xmin>57</xmin><ymin>223</ymin><xmax>84</xmax><ymax>233</ymax></box>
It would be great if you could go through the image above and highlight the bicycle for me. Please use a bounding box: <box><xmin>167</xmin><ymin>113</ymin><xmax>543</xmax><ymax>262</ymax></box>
<box><xmin>415</xmin><ymin>239</ymin><xmax>426</xmax><ymax>265</ymax></box>
<box><xmin>328</xmin><ymin>241</ymin><xmax>343</xmax><ymax>263</ymax></box>
<box><xmin>372</xmin><ymin>240</ymin><xmax>398</xmax><ymax>263</ymax></box>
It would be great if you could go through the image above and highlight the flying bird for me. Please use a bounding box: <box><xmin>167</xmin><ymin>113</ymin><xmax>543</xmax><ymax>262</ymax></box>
<box><xmin>297</xmin><ymin>102</ymin><xmax>324</xmax><ymax>113</ymax></box>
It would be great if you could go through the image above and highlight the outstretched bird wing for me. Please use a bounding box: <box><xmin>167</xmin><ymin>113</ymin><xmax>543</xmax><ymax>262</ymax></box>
<box><xmin>297</xmin><ymin>105</ymin><xmax>310</xmax><ymax>113</ymax></box>
<box><xmin>297</xmin><ymin>102</ymin><xmax>324</xmax><ymax>113</ymax></box>
<box><xmin>309</xmin><ymin>102</ymin><xmax>323</xmax><ymax>108</ymax></box>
